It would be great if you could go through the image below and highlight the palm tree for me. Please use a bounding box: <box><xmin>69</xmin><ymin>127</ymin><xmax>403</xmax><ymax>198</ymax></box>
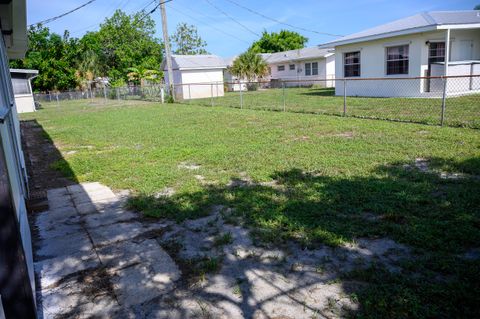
<box><xmin>230</xmin><ymin>50</ymin><xmax>268</xmax><ymax>89</ymax></box>
<box><xmin>126</xmin><ymin>67</ymin><xmax>162</xmax><ymax>86</ymax></box>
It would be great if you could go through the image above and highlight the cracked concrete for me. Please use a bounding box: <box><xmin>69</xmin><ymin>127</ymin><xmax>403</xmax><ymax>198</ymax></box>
<box><xmin>33</xmin><ymin>182</ymin><xmax>179</xmax><ymax>318</ymax></box>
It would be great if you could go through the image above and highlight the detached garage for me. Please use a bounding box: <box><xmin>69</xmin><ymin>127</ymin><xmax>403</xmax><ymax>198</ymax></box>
<box><xmin>10</xmin><ymin>68</ymin><xmax>38</xmax><ymax>113</ymax></box>
<box><xmin>162</xmin><ymin>55</ymin><xmax>226</xmax><ymax>100</ymax></box>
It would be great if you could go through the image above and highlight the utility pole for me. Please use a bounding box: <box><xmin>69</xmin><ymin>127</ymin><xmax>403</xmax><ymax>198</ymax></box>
<box><xmin>159</xmin><ymin>0</ymin><xmax>175</xmax><ymax>101</ymax></box>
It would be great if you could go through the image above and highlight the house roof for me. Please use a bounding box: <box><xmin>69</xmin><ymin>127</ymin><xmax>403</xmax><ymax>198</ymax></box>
<box><xmin>319</xmin><ymin>10</ymin><xmax>480</xmax><ymax>48</ymax></box>
<box><xmin>261</xmin><ymin>47</ymin><xmax>334</xmax><ymax>64</ymax></box>
<box><xmin>0</xmin><ymin>0</ymin><xmax>28</xmax><ymax>59</ymax></box>
<box><xmin>162</xmin><ymin>55</ymin><xmax>227</xmax><ymax>71</ymax></box>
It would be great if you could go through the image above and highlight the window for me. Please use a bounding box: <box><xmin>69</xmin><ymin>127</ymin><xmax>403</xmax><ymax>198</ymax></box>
<box><xmin>344</xmin><ymin>51</ymin><xmax>360</xmax><ymax>77</ymax></box>
<box><xmin>277</xmin><ymin>65</ymin><xmax>285</xmax><ymax>71</ymax></box>
<box><xmin>289</xmin><ymin>64</ymin><xmax>295</xmax><ymax>70</ymax></box>
<box><xmin>305</xmin><ymin>63</ymin><xmax>311</xmax><ymax>76</ymax></box>
<box><xmin>386</xmin><ymin>45</ymin><xmax>409</xmax><ymax>75</ymax></box>
<box><xmin>11</xmin><ymin>78</ymin><xmax>31</xmax><ymax>95</ymax></box>
<box><xmin>312</xmin><ymin>62</ymin><xmax>318</xmax><ymax>75</ymax></box>
<box><xmin>428</xmin><ymin>42</ymin><xmax>445</xmax><ymax>64</ymax></box>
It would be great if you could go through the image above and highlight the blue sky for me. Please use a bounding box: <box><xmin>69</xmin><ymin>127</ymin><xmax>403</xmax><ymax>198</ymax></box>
<box><xmin>28</xmin><ymin>0</ymin><xmax>479</xmax><ymax>57</ymax></box>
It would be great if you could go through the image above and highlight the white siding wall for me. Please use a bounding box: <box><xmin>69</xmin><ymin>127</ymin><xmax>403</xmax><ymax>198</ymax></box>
<box><xmin>269</xmin><ymin>58</ymin><xmax>335</xmax><ymax>87</ymax></box>
<box><xmin>14</xmin><ymin>95</ymin><xmax>35</xmax><ymax>113</ymax></box>
<box><xmin>334</xmin><ymin>29</ymin><xmax>480</xmax><ymax>97</ymax></box>
<box><xmin>180</xmin><ymin>69</ymin><xmax>224</xmax><ymax>100</ymax></box>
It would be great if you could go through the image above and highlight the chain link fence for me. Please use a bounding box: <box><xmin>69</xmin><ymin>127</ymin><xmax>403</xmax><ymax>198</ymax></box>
<box><xmin>34</xmin><ymin>75</ymin><xmax>480</xmax><ymax>128</ymax></box>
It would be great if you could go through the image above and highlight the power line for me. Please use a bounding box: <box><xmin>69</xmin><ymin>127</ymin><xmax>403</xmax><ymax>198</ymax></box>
<box><xmin>204</xmin><ymin>0</ymin><xmax>259</xmax><ymax>37</ymax></box>
<box><xmin>168</xmin><ymin>4</ymin><xmax>249</xmax><ymax>44</ymax></box>
<box><xmin>222</xmin><ymin>0</ymin><xmax>343</xmax><ymax>37</ymax></box>
<box><xmin>29</xmin><ymin>0</ymin><xmax>98</xmax><ymax>26</ymax></box>
<box><xmin>138</xmin><ymin>0</ymin><xmax>174</xmax><ymax>22</ymax></box>
<box><xmin>70</xmin><ymin>0</ymin><xmax>130</xmax><ymax>35</ymax></box>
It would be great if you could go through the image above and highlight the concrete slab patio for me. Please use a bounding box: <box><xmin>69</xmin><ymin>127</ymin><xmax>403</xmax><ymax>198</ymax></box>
<box><xmin>33</xmin><ymin>182</ymin><xmax>180</xmax><ymax>318</ymax></box>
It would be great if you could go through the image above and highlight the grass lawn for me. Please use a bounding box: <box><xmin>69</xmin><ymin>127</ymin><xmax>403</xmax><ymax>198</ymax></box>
<box><xmin>23</xmin><ymin>99</ymin><xmax>480</xmax><ymax>318</ymax></box>
<box><xmin>189</xmin><ymin>87</ymin><xmax>480</xmax><ymax>129</ymax></box>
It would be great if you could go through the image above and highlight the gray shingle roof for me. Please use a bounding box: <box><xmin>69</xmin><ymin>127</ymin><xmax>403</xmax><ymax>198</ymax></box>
<box><xmin>163</xmin><ymin>55</ymin><xmax>227</xmax><ymax>70</ymax></box>
<box><xmin>261</xmin><ymin>47</ymin><xmax>334</xmax><ymax>64</ymax></box>
<box><xmin>319</xmin><ymin>10</ymin><xmax>480</xmax><ymax>47</ymax></box>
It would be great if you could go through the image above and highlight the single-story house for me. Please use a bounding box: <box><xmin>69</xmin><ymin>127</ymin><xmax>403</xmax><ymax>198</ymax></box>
<box><xmin>162</xmin><ymin>55</ymin><xmax>226</xmax><ymax>100</ymax></box>
<box><xmin>262</xmin><ymin>47</ymin><xmax>335</xmax><ymax>88</ymax></box>
<box><xmin>10</xmin><ymin>68</ymin><xmax>38</xmax><ymax>113</ymax></box>
<box><xmin>319</xmin><ymin>10</ymin><xmax>480</xmax><ymax>97</ymax></box>
<box><xmin>223</xmin><ymin>56</ymin><xmax>248</xmax><ymax>92</ymax></box>
<box><xmin>0</xmin><ymin>0</ymin><xmax>37</xmax><ymax>317</ymax></box>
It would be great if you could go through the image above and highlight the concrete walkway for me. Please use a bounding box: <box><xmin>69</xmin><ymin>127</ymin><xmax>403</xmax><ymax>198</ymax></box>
<box><xmin>33</xmin><ymin>182</ymin><xmax>180</xmax><ymax>318</ymax></box>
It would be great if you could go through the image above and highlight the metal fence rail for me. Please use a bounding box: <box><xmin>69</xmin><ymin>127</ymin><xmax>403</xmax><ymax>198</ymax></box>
<box><xmin>34</xmin><ymin>75</ymin><xmax>480</xmax><ymax>129</ymax></box>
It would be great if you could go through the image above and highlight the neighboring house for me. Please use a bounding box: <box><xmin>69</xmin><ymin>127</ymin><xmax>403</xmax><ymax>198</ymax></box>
<box><xmin>10</xmin><ymin>69</ymin><xmax>38</xmax><ymax>113</ymax></box>
<box><xmin>223</xmin><ymin>56</ymin><xmax>247</xmax><ymax>92</ymax></box>
<box><xmin>262</xmin><ymin>47</ymin><xmax>335</xmax><ymax>88</ymax></box>
<box><xmin>0</xmin><ymin>0</ymin><xmax>37</xmax><ymax>318</ymax></box>
<box><xmin>319</xmin><ymin>10</ymin><xmax>480</xmax><ymax>97</ymax></box>
<box><xmin>162</xmin><ymin>55</ymin><xmax>226</xmax><ymax>100</ymax></box>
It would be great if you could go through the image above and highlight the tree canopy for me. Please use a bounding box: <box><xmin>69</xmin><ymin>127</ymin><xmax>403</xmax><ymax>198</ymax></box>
<box><xmin>475</xmin><ymin>4</ymin><xmax>480</xmax><ymax>10</ymax></box>
<box><xmin>171</xmin><ymin>22</ymin><xmax>208</xmax><ymax>55</ymax></box>
<box><xmin>248</xmin><ymin>30</ymin><xmax>308</xmax><ymax>53</ymax></box>
<box><xmin>229</xmin><ymin>50</ymin><xmax>268</xmax><ymax>82</ymax></box>
<box><xmin>10</xmin><ymin>10</ymin><xmax>164</xmax><ymax>91</ymax></box>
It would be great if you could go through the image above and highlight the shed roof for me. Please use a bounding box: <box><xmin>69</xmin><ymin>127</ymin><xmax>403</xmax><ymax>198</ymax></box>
<box><xmin>10</xmin><ymin>68</ymin><xmax>38</xmax><ymax>79</ymax></box>
<box><xmin>319</xmin><ymin>10</ymin><xmax>480</xmax><ymax>48</ymax></box>
<box><xmin>163</xmin><ymin>55</ymin><xmax>227</xmax><ymax>71</ymax></box>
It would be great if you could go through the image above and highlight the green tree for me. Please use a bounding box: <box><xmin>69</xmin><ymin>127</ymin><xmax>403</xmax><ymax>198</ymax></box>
<box><xmin>10</xmin><ymin>25</ymin><xmax>80</xmax><ymax>91</ymax></box>
<box><xmin>126</xmin><ymin>67</ymin><xmax>162</xmax><ymax>86</ymax></box>
<box><xmin>171</xmin><ymin>22</ymin><xmax>208</xmax><ymax>55</ymax></box>
<box><xmin>229</xmin><ymin>50</ymin><xmax>268</xmax><ymax>87</ymax></box>
<box><xmin>96</xmin><ymin>10</ymin><xmax>164</xmax><ymax>82</ymax></box>
<box><xmin>249</xmin><ymin>30</ymin><xmax>308</xmax><ymax>53</ymax></box>
<box><xmin>474</xmin><ymin>4</ymin><xmax>480</xmax><ymax>10</ymax></box>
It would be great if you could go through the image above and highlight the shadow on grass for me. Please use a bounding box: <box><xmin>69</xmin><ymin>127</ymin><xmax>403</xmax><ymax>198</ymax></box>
<box><xmin>296</xmin><ymin>87</ymin><xmax>336</xmax><ymax>96</ymax></box>
<box><xmin>129</xmin><ymin>157</ymin><xmax>480</xmax><ymax>318</ymax></box>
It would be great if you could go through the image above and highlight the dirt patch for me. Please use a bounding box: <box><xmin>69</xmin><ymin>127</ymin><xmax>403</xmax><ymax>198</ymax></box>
<box><xmin>148</xmin><ymin>205</ymin><xmax>410</xmax><ymax>318</ymax></box>
<box><xmin>178</xmin><ymin>162</ymin><xmax>201</xmax><ymax>170</ymax></box>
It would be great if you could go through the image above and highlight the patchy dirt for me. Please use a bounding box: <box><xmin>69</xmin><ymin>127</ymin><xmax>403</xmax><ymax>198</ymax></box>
<box><xmin>178</xmin><ymin>162</ymin><xmax>201</xmax><ymax>170</ymax></box>
<box><xmin>403</xmin><ymin>157</ymin><xmax>477</xmax><ymax>180</ymax></box>
<box><xmin>147</xmin><ymin>204</ymin><xmax>410</xmax><ymax>318</ymax></box>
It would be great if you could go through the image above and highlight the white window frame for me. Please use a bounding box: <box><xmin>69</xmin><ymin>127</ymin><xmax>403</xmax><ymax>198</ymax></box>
<box><xmin>289</xmin><ymin>64</ymin><xmax>295</xmax><ymax>70</ymax></box>
<box><xmin>344</xmin><ymin>51</ymin><xmax>361</xmax><ymax>77</ymax></box>
<box><xmin>312</xmin><ymin>62</ymin><xmax>318</xmax><ymax>76</ymax></box>
<box><xmin>277</xmin><ymin>65</ymin><xmax>285</xmax><ymax>72</ymax></box>
<box><xmin>305</xmin><ymin>63</ymin><xmax>311</xmax><ymax>76</ymax></box>
<box><xmin>385</xmin><ymin>44</ymin><xmax>409</xmax><ymax>75</ymax></box>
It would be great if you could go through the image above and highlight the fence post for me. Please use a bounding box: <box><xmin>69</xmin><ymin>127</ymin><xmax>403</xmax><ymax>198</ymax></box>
<box><xmin>188</xmin><ymin>84</ymin><xmax>191</xmax><ymax>102</ymax></box>
<box><xmin>211</xmin><ymin>83</ymin><xmax>214</xmax><ymax>107</ymax></box>
<box><xmin>56</xmin><ymin>93</ymin><xmax>59</xmax><ymax>106</ymax></box>
<box><xmin>343</xmin><ymin>79</ymin><xmax>347</xmax><ymax>116</ymax></box>
<box><xmin>116</xmin><ymin>88</ymin><xmax>119</xmax><ymax>101</ymax></box>
<box><xmin>103</xmin><ymin>85</ymin><xmax>107</xmax><ymax>103</ymax></box>
<box><xmin>282</xmin><ymin>81</ymin><xmax>286</xmax><ymax>112</ymax></box>
<box><xmin>239</xmin><ymin>82</ymin><xmax>243</xmax><ymax>109</ymax></box>
<box><xmin>161</xmin><ymin>86</ymin><xmax>165</xmax><ymax>104</ymax></box>
<box><xmin>440</xmin><ymin>77</ymin><xmax>447</xmax><ymax>126</ymax></box>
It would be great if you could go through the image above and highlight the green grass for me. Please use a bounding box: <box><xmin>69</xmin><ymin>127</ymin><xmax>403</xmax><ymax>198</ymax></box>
<box><xmin>189</xmin><ymin>87</ymin><xmax>480</xmax><ymax>128</ymax></box>
<box><xmin>23</xmin><ymin>99</ymin><xmax>480</xmax><ymax>318</ymax></box>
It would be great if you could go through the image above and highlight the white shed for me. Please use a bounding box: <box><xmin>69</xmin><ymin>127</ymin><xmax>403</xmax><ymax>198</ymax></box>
<box><xmin>162</xmin><ymin>55</ymin><xmax>226</xmax><ymax>100</ymax></box>
<box><xmin>10</xmin><ymin>68</ymin><xmax>38</xmax><ymax>113</ymax></box>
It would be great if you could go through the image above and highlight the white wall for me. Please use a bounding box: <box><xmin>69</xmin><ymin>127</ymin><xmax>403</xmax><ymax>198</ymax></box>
<box><xmin>14</xmin><ymin>94</ymin><xmax>35</xmax><ymax>113</ymax></box>
<box><xmin>269</xmin><ymin>57</ymin><xmax>335</xmax><ymax>87</ymax></box>
<box><xmin>334</xmin><ymin>28</ymin><xmax>480</xmax><ymax>97</ymax></box>
<box><xmin>180</xmin><ymin>69</ymin><xmax>224</xmax><ymax>100</ymax></box>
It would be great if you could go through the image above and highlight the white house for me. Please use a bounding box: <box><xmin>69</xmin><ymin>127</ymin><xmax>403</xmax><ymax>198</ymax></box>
<box><xmin>10</xmin><ymin>68</ymin><xmax>38</xmax><ymax>113</ymax></box>
<box><xmin>319</xmin><ymin>11</ymin><xmax>480</xmax><ymax>97</ymax></box>
<box><xmin>0</xmin><ymin>0</ymin><xmax>37</xmax><ymax>316</ymax></box>
<box><xmin>262</xmin><ymin>47</ymin><xmax>335</xmax><ymax>87</ymax></box>
<box><xmin>162</xmin><ymin>55</ymin><xmax>226</xmax><ymax>100</ymax></box>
